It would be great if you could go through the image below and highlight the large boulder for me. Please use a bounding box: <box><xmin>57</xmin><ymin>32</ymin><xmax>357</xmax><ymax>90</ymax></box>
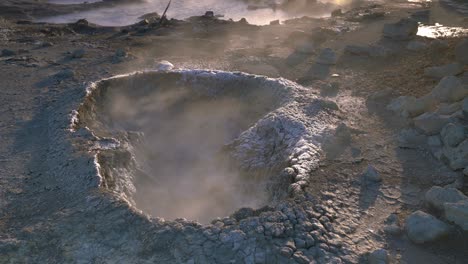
<box><xmin>383</xmin><ymin>18</ymin><xmax>418</xmax><ymax>40</ymax></box>
<box><xmin>431</xmin><ymin>76</ymin><xmax>468</xmax><ymax>103</ymax></box>
<box><xmin>413</xmin><ymin>112</ymin><xmax>455</xmax><ymax>135</ymax></box>
<box><xmin>444</xmin><ymin>200</ymin><xmax>468</xmax><ymax>231</ymax></box>
<box><xmin>424</xmin><ymin>63</ymin><xmax>464</xmax><ymax>79</ymax></box>
<box><xmin>455</xmin><ymin>39</ymin><xmax>468</xmax><ymax>65</ymax></box>
<box><xmin>442</xmin><ymin>139</ymin><xmax>468</xmax><ymax>170</ymax></box>
<box><xmin>425</xmin><ymin>186</ymin><xmax>467</xmax><ymax>211</ymax></box>
<box><xmin>440</xmin><ymin>123</ymin><xmax>465</xmax><ymax>147</ymax></box>
<box><xmin>405</xmin><ymin>210</ymin><xmax>450</xmax><ymax>244</ymax></box>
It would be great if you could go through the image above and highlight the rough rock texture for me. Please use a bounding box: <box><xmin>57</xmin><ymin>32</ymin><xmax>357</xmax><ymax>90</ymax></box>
<box><xmin>344</xmin><ymin>44</ymin><xmax>390</xmax><ymax>57</ymax></box>
<box><xmin>431</xmin><ymin>76</ymin><xmax>468</xmax><ymax>103</ymax></box>
<box><xmin>382</xmin><ymin>18</ymin><xmax>418</xmax><ymax>40</ymax></box>
<box><xmin>444</xmin><ymin>200</ymin><xmax>468</xmax><ymax>231</ymax></box>
<box><xmin>424</xmin><ymin>63</ymin><xmax>464</xmax><ymax>79</ymax></box>
<box><xmin>407</xmin><ymin>40</ymin><xmax>427</xmax><ymax>51</ymax></box>
<box><xmin>440</xmin><ymin>123</ymin><xmax>465</xmax><ymax>147</ymax></box>
<box><xmin>405</xmin><ymin>210</ymin><xmax>450</xmax><ymax>244</ymax></box>
<box><xmin>387</xmin><ymin>95</ymin><xmax>435</xmax><ymax>118</ymax></box>
<box><xmin>413</xmin><ymin>112</ymin><xmax>455</xmax><ymax>135</ymax></box>
<box><xmin>425</xmin><ymin>186</ymin><xmax>467</xmax><ymax>211</ymax></box>
<box><xmin>442</xmin><ymin>139</ymin><xmax>468</xmax><ymax>170</ymax></box>
<box><xmin>368</xmin><ymin>249</ymin><xmax>389</xmax><ymax>264</ymax></box>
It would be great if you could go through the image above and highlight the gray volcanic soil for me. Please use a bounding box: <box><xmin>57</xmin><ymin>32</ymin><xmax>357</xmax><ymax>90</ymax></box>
<box><xmin>0</xmin><ymin>0</ymin><xmax>468</xmax><ymax>263</ymax></box>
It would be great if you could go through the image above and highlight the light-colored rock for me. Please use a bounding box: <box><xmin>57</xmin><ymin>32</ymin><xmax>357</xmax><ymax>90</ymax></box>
<box><xmin>431</xmin><ymin>76</ymin><xmax>468</xmax><ymax>103</ymax></box>
<box><xmin>444</xmin><ymin>200</ymin><xmax>468</xmax><ymax>231</ymax></box>
<box><xmin>156</xmin><ymin>60</ymin><xmax>174</xmax><ymax>71</ymax></box>
<box><xmin>413</xmin><ymin>112</ymin><xmax>455</xmax><ymax>135</ymax></box>
<box><xmin>455</xmin><ymin>39</ymin><xmax>468</xmax><ymax>65</ymax></box>
<box><xmin>368</xmin><ymin>249</ymin><xmax>389</xmax><ymax>264</ymax></box>
<box><xmin>407</xmin><ymin>40</ymin><xmax>427</xmax><ymax>51</ymax></box>
<box><xmin>442</xmin><ymin>139</ymin><xmax>468</xmax><ymax>170</ymax></box>
<box><xmin>440</xmin><ymin>123</ymin><xmax>465</xmax><ymax>147</ymax></box>
<box><xmin>387</xmin><ymin>95</ymin><xmax>435</xmax><ymax>118</ymax></box>
<box><xmin>425</xmin><ymin>186</ymin><xmax>467</xmax><ymax>211</ymax></box>
<box><xmin>383</xmin><ymin>18</ymin><xmax>418</xmax><ymax>40</ymax></box>
<box><xmin>424</xmin><ymin>63</ymin><xmax>464</xmax><ymax>79</ymax></box>
<box><xmin>316</xmin><ymin>48</ymin><xmax>337</xmax><ymax>65</ymax></box>
<box><xmin>427</xmin><ymin>135</ymin><xmax>442</xmax><ymax>147</ymax></box>
<box><xmin>405</xmin><ymin>210</ymin><xmax>450</xmax><ymax>244</ymax></box>
<box><xmin>362</xmin><ymin>165</ymin><xmax>381</xmax><ymax>182</ymax></box>
<box><xmin>436</xmin><ymin>102</ymin><xmax>461</xmax><ymax>115</ymax></box>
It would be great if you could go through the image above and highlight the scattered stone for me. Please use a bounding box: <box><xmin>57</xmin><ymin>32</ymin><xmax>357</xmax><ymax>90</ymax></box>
<box><xmin>425</xmin><ymin>186</ymin><xmax>467</xmax><ymax>211</ymax></box>
<box><xmin>444</xmin><ymin>200</ymin><xmax>468</xmax><ymax>231</ymax></box>
<box><xmin>431</xmin><ymin>76</ymin><xmax>468</xmax><ymax>103</ymax></box>
<box><xmin>440</xmin><ymin>123</ymin><xmax>465</xmax><ymax>147</ymax></box>
<box><xmin>384</xmin><ymin>214</ymin><xmax>401</xmax><ymax>236</ymax></box>
<box><xmin>71</xmin><ymin>49</ymin><xmax>85</xmax><ymax>59</ymax></box>
<box><xmin>383</xmin><ymin>18</ymin><xmax>418</xmax><ymax>40</ymax></box>
<box><xmin>368</xmin><ymin>249</ymin><xmax>389</xmax><ymax>264</ymax></box>
<box><xmin>1</xmin><ymin>49</ymin><xmax>16</xmax><ymax>57</ymax></box>
<box><xmin>424</xmin><ymin>63</ymin><xmax>464</xmax><ymax>79</ymax></box>
<box><xmin>406</xmin><ymin>40</ymin><xmax>427</xmax><ymax>51</ymax></box>
<box><xmin>156</xmin><ymin>60</ymin><xmax>174</xmax><ymax>71</ymax></box>
<box><xmin>414</xmin><ymin>112</ymin><xmax>455</xmax><ymax>135</ymax></box>
<box><xmin>279</xmin><ymin>246</ymin><xmax>294</xmax><ymax>257</ymax></box>
<box><xmin>405</xmin><ymin>210</ymin><xmax>450</xmax><ymax>244</ymax></box>
<box><xmin>455</xmin><ymin>39</ymin><xmax>468</xmax><ymax>65</ymax></box>
<box><xmin>316</xmin><ymin>48</ymin><xmax>337</xmax><ymax>65</ymax></box>
<box><xmin>436</xmin><ymin>102</ymin><xmax>462</xmax><ymax>115</ymax></box>
<box><xmin>292</xmin><ymin>251</ymin><xmax>310</xmax><ymax>264</ymax></box>
<box><xmin>441</xmin><ymin>139</ymin><xmax>468</xmax><ymax>170</ymax></box>
<box><xmin>362</xmin><ymin>165</ymin><xmax>381</xmax><ymax>182</ymax></box>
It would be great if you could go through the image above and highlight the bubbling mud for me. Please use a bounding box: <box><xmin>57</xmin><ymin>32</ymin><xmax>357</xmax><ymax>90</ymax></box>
<box><xmin>77</xmin><ymin>70</ymin><xmax>297</xmax><ymax>223</ymax></box>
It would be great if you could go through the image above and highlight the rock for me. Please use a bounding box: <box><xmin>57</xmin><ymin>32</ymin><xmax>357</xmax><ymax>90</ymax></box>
<box><xmin>383</xmin><ymin>18</ymin><xmax>418</xmax><ymax>40</ymax></box>
<box><xmin>440</xmin><ymin>123</ymin><xmax>465</xmax><ymax>147</ymax></box>
<box><xmin>156</xmin><ymin>60</ymin><xmax>174</xmax><ymax>71</ymax></box>
<box><xmin>204</xmin><ymin>11</ymin><xmax>215</xmax><ymax>18</ymax></box>
<box><xmin>138</xmin><ymin>12</ymin><xmax>160</xmax><ymax>21</ymax></box>
<box><xmin>387</xmin><ymin>95</ymin><xmax>435</xmax><ymax>117</ymax></box>
<box><xmin>464</xmin><ymin>167</ymin><xmax>468</xmax><ymax>176</ymax></box>
<box><xmin>429</xmin><ymin>39</ymin><xmax>449</xmax><ymax>50</ymax></box>
<box><xmin>427</xmin><ymin>135</ymin><xmax>442</xmax><ymax>147</ymax></box>
<box><xmin>295</xmin><ymin>42</ymin><xmax>316</xmax><ymax>54</ymax></box>
<box><xmin>71</xmin><ymin>49</ymin><xmax>85</xmax><ymax>59</ymax></box>
<box><xmin>368</xmin><ymin>249</ymin><xmax>389</xmax><ymax>264</ymax></box>
<box><xmin>431</xmin><ymin>76</ymin><xmax>468</xmax><ymax>103</ymax></box>
<box><xmin>1</xmin><ymin>49</ymin><xmax>16</xmax><ymax>56</ymax></box>
<box><xmin>269</xmin><ymin>20</ymin><xmax>280</xmax><ymax>25</ymax></box>
<box><xmin>436</xmin><ymin>102</ymin><xmax>462</xmax><ymax>115</ymax></box>
<box><xmin>292</xmin><ymin>251</ymin><xmax>310</xmax><ymax>264</ymax></box>
<box><xmin>455</xmin><ymin>39</ymin><xmax>468</xmax><ymax>65</ymax></box>
<box><xmin>279</xmin><ymin>247</ymin><xmax>293</xmax><ymax>257</ymax></box>
<box><xmin>362</xmin><ymin>165</ymin><xmax>381</xmax><ymax>182</ymax></box>
<box><xmin>369</xmin><ymin>88</ymin><xmax>393</xmax><ymax>101</ymax></box>
<box><xmin>331</xmin><ymin>9</ymin><xmax>343</xmax><ymax>17</ymax></box>
<box><xmin>407</xmin><ymin>40</ymin><xmax>427</xmax><ymax>51</ymax></box>
<box><xmin>316</xmin><ymin>48</ymin><xmax>337</xmax><ymax>65</ymax></box>
<box><xmin>424</xmin><ymin>63</ymin><xmax>464</xmax><ymax>79</ymax></box>
<box><xmin>441</xmin><ymin>139</ymin><xmax>468</xmax><ymax>170</ymax></box>
<box><xmin>405</xmin><ymin>210</ymin><xmax>450</xmax><ymax>244</ymax></box>
<box><xmin>413</xmin><ymin>112</ymin><xmax>455</xmax><ymax>135</ymax></box>
<box><xmin>397</xmin><ymin>128</ymin><xmax>426</xmax><ymax>148</ymax></box>
<box><xmin>444</xmin><ymin>200</ymin><xmax>468</xmax><ymax>231</ymax></box>
<box><xmin>425</xmin><ymin>186</ymin><xmax>467</xmax><ymax>211</ymax></box>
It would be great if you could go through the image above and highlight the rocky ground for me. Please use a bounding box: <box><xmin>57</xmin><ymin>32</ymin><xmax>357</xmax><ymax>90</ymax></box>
<box><xmin>0</xmin><ymin>0</ymin><xmax>467</xmax><ymax>263</ymax></box>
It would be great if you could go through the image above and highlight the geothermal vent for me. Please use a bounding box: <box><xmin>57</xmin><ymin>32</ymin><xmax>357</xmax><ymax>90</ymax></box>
<box><xmin>75</xmin><ymin>70</ymin><xmax>323</xmax><ymax>223</ymax></box>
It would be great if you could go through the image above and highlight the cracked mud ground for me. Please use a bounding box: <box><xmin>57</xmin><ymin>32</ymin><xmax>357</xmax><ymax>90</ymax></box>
<box><xmin>1</xmin><ymin>0</ymin><xmax>468</xmax><ymax>263</ymax></box>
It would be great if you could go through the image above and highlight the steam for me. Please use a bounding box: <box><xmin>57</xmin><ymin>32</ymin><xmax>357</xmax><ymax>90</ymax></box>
<box><xmin>102</xmin><ymin>83</ymin><xmax>272</xmax><ymax>223</ymax></box>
